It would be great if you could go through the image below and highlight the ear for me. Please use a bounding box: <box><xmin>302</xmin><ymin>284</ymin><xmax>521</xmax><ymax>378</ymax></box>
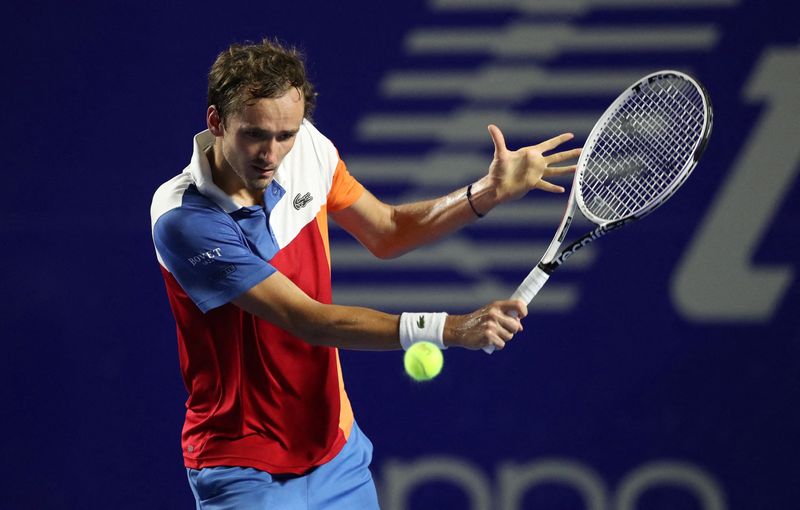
<box><xmin>207</xmin><ymin>105</ymin><xmax>224</xmax><ymax>136</ymax></box>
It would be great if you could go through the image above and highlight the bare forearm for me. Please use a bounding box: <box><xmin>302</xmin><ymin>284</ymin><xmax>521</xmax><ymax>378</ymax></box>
<box><xmin>233</xmin><ymin>265</ymin><xmax>525</xmax><ymax>352</ymax></box>
<box><xmin>385</xmin><ymin>176</ymin><xmax>499</xmax><ymax>258</ymax></box>
<box><xmin>334</xmin><ymin>128</ymin><xmax>579</xmax><ymax>259</ymax></box>
<box><xmin>233</xmin><ymin>273</ymin><xmax>402</xmax><ymax>350</ymax></box>
<box><xmin>295</xmin><ymin>303</ymin><xmax>402</xmax><ymax>350</ymax></box>
<box><xmin>285</xmin><ymin>301</ymin><xmax>526</xmax><ymax>352</ymax></box>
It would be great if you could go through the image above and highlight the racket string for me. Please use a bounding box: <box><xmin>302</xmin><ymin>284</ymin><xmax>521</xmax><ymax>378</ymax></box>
<box><xmin>584</xmin><ymin>79</ymin><xmax>702</xmax><ymax>215</ymax></box>
<box><xmin>579</xmin><ymin>76</ymin><xmax>705</xmax><ymax>221</ymax></box>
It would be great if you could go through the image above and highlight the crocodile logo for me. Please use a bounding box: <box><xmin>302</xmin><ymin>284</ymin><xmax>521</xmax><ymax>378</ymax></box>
<box><xmin>293</xmin><ymin>192</ymin><xmax>313</xmax><ymax>210</ymax></box>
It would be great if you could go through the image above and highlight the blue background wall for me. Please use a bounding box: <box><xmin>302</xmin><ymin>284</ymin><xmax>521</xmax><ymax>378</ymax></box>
<box><xmin>3</xmin><ymin>0</ymin><xmax>798</xmax><ymax>508</ymax></box>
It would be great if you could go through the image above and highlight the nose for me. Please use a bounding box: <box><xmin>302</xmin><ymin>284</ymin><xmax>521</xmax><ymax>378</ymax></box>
<box><xmin>260</xmin><ymin>138</ymin><xmax>279</xmax><ymax>165</ymax></box>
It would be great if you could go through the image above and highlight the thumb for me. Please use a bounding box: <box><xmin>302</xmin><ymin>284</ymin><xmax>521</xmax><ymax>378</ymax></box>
<box><xmin>488</xmin><ymin>124</ymin><xmax>506</xmax><ymax>158</ymax></box>
<box><xmin>499</xmin><ymin>299</ymin><xmax>528</xmax><ymax>319</ymax></box>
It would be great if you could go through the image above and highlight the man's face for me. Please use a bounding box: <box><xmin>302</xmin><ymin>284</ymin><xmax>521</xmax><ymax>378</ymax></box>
<box><xmin>215</xmin><ymin>88</ymin><xmax>305</xmax><ymax>193</ymax></box>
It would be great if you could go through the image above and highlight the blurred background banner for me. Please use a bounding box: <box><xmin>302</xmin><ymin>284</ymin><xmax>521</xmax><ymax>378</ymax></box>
<box><xmin>3</xmin><ymin>0</ymin><xmax>797</xmax><ymax>508</ymax></box>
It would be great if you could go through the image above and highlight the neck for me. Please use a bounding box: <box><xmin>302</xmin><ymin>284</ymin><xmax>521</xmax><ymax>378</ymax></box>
<box><xmin>206</xmin><ymin>143</ymin><xmax>263</xmax><ymax>207</ymax></box>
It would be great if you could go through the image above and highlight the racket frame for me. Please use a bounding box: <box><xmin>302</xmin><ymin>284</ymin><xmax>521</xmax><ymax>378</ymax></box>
<box><xmin>538</xmin><ymin>70</ymin><xmax>713</xmax><ymax>276</ymax></box>
<box><xmin>487</xmin><ymin>70</ymin><xmax>712</xmax><ymax>353</ymax></box>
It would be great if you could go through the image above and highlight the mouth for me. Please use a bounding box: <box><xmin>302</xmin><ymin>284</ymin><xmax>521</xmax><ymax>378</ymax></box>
<box><xmin>251</xmin><ymin>165</ymin><xmax>275</xmax><ymax>178</ymax></box>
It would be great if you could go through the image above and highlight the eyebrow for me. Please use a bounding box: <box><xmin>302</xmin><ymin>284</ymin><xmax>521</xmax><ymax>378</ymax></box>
<box><xmin>240</xmin><ymin>126</ymin><xmax>299</xmax><ymax>137</ymax></box>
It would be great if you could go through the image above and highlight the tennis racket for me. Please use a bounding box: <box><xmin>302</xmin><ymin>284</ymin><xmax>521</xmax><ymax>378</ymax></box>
<box><xmin>486</xmin><ymin>70</ymin><xmax>713</xmax><ymax>353</ymax></box>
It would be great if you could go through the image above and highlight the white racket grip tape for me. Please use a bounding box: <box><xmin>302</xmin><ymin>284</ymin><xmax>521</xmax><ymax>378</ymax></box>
<box><xmin>509</xmin><ymin>265</ymin><xmax>550</xmax><ymax>306</ymax></box>
<box><xmin>482</xmin><ymin>266</ymin><xmax>550</xmax><ymax>354</ymax></box>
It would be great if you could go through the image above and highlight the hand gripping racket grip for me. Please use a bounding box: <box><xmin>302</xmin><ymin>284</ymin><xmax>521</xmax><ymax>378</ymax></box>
<box><xmin>483</xmin><ymin>265</ymin><xmax>550</xmax><ymax>354</ymax></box>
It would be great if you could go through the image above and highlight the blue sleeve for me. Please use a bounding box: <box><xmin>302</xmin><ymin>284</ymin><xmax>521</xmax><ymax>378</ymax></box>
<box><xmin>153</xmin><ymin>207</ymin><xmax>276</xmax><ymax>312</ymax></box>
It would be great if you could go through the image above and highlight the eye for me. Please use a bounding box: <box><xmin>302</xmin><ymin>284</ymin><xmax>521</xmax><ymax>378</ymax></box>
<box><xmin>277</xmin><ymin>133</ymin><xmax>295</xmax><ymax>142</ymax></box>
<box><xmin>239</xmin><ymin>128</ymin><xmax>264</xmax><ymax>141</ymax></box>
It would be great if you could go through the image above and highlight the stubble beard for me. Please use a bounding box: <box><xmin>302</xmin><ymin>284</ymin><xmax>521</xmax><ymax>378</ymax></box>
<box><xmin>247</xmin><ymin>177</ymin><xmax>271</xmax><ymax>193</ymax></box>
<box><xmin>233</xmin><ymin>163</ymin><xmax>273</xmax><ymax>195</ymax></box>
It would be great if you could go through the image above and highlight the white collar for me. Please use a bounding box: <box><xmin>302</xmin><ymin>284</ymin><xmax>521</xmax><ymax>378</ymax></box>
<box><xmin>187</xmin><ymin>130</ymin><xmax>246</xmax><ymax>214</ymax></box>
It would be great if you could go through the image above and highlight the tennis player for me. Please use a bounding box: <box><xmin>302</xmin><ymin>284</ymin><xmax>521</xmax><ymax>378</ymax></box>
<box><xmin>150</xmin><ymin>38</ymin><xmax>578</xmax><ymax>509</ymax></box>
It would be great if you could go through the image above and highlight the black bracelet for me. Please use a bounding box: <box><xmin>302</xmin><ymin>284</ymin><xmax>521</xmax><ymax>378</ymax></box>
<box><xmin>466</xmin><ymin>183</ymin><xmax>485</xmax><ymax>218</ymax></box>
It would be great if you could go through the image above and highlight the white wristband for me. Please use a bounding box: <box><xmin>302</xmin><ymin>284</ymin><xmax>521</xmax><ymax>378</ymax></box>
<box><xmin>399</xmin><ymin>312</ymin><xmax>448</xmax><ymax>351</ymax></box>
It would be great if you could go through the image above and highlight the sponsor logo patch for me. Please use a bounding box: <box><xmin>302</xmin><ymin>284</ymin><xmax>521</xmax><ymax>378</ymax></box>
<box><xmin>293</xmin><ymin>192</ymin><xmax>313</xmax><ymax>210</ymax></box>
<box><xmin>188</xmin><ymin>248</ymin><xmax>222</xmax><ymax>266</ymax></box>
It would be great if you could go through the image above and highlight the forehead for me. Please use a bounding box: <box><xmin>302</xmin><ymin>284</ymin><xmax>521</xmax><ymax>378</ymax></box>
<box><xmin>232</xmin><ymin>88</ymin><xmax>304</xmax><ymax>129</ymax></box>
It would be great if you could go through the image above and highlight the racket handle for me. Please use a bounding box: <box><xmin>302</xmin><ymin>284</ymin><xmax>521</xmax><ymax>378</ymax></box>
<box><xmin>482</xmin><ymin>266</ymin><xmax>550</xmax><ymax>354</ymax></box>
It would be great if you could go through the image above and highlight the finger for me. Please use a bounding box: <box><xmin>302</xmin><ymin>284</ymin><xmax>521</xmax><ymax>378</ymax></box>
<box><xmin>534</xmin><ymin>133</ymin><xmax>574</xmax><ymax>153</ymax></box>
<box><xmin>500</xmin><ymin>299</ymin><xmax>528</xmax><ymax>319</ymax></box>
<box><xmin>488</xmin><ymin>124</ymin><xmax>507</xmax><ymax>157</ymax></box>
<box><xmin>495</xmin><ymin>313</ymin><xmax>521</xmax><ymax>336</ymax></box>
<box><xmin>495</xmin><ymin>325</ymin><xmax>514</xmax><ymax>341</ymax></box>
<box><xmin>544</xmin><ymin>164</ymin><xmax>577</xmax><ymax>177</ymax></box>
<box><xmin>545</xmin><ymin>147</ymin><xmax>582</xmax><ymax>165</ymax></box>
<box><xmin>537</xmin><ymin>180</ymin><xmax>566</xmax><ymax>193</ymax></box>
<box><xmin>488</xmin><ymin>334</ymin><xmax>506</xmax><ymax>351</ymax></box>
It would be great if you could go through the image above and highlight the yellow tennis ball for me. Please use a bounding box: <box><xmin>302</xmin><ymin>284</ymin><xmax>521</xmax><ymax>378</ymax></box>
<box><xmin>404</xmin><ymin>342</ymin><xmax>444</xmax><ymax>381</ymax></box>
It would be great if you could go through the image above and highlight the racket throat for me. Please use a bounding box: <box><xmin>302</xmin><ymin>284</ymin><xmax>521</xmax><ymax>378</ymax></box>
<box><xmin>541</xmin><ymin>218</ymin><xmax>634</xmax><ymax>272</ymax></box>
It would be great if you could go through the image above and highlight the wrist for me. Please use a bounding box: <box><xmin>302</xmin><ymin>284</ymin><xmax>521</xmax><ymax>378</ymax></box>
<box><xmin>442</xmin><ymin>315</ymin><xmax>458</xmax><ymax>348</ymax></box>
<box><xmin>399</xmin><ymin>312</ymin><xmax>448</xmax><ymax>350</ymax></box>
<box><xmin>467</xmin><ymin>176</ymin><xmax>500</xmax><ymax>216</ymax></box>
<box><xmin>466</xmin><ymin>184</ymin><xmax>484</xmax><ymax>218</ymax></box>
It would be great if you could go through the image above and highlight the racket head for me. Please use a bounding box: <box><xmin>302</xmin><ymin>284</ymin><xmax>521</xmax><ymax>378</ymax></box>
<box><xmin>574</xmin><ymin>70</ymin><xmax>713</xmax><ymax>225</ymax></box>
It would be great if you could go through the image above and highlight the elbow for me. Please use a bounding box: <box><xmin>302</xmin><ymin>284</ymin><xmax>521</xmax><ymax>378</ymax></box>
<box><xmin>293</xmin><ymin>325</ymin><xmax>334</xmax><ymax>348</ymax></box>
<box><xmin>290</xmin><ymin>320</ymin><xmax>325</xmax><ymax>347</ymax></box>
<box><xmin>356</xmin><ymin>232</ymin><xmax>402</xmax><ymax>259</ymax></box>
<box><xmin>369</xmin><ymin>242</ymin><xmax>402</xmax><ymax>260</ymax></box>
<box><xmin>366</xmin><ymin>205</ymin><xmax>406</xmax><ymax>259</ymax></box>
<box><xmin>287</xmin><ymin>304</ymin><xmax>339</xmax><ymax>347</ymax></box>
<box><xmin>289</xmin><ymin>303</ymin><xmax>369</xmax><ymax>349</ymax></box>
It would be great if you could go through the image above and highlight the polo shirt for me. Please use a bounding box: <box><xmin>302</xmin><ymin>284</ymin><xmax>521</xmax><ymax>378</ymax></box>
<box><xmin>150</xmin><ymin>120</ymin><xmax>364</xmax><ymax>474</ymax></box>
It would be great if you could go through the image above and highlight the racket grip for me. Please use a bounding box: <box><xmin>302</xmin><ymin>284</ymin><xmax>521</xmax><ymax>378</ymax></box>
<box><xmin>482</xmin><ymin>266</ymin><xmax>550</xmax><ymax>354</ymax></box>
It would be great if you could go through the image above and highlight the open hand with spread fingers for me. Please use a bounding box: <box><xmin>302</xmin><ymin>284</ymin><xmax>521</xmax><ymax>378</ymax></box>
<box><xmin>486</xmin><ymin>124</ymin><xmax>582</xmax><ymax>202</ymax></box>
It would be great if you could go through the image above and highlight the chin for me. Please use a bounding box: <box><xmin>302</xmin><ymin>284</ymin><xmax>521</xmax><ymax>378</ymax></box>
<box><xmin>247</xmin><ymin>178</ymin><xmax>271</xmax><ymax>192</ymax></box>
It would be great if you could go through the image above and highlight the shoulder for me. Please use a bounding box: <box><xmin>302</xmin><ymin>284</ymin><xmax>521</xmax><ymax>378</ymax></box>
<box><xmin>292</xmin><ymin>119</ymin><xmax>339</xmax><ymax>171</ymax></box>
<box><xmin>299</xmin><ymin>118</ymin><xmax>334</xmax><ymax>148</ymax></box>
<box><xmin>151</xmin><ymin>172</ymin><xmax>192</xmax><ymax>228</ymax></box>
<box><xmin>152</xmin><ymin>179</ymin><xmax>234</xmax><ymax>241</ymax></box>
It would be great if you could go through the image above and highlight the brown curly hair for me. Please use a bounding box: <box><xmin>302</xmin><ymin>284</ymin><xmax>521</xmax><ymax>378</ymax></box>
<box><xmin>207</xmin><ymin>38</ymin><xmax>317</xmax><ymax>124</ymax></box>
